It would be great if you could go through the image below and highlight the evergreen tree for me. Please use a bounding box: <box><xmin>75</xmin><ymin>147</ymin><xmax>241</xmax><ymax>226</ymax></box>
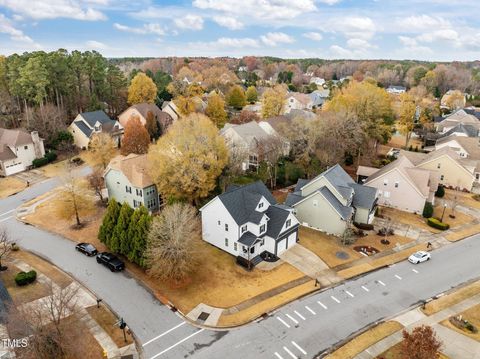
<box><xmin>111</xmin><ymin>202</ymin><xmax>133</xmax><ymax>254</ymax></box>
<box><xmin>127</xmin><ymin>206</ymin><xmax>151</xmax><ymax>266</ymax></box>
<box><xmin>98</xmin><ymin>200</ymin><xmax>120</xmax><ymax>248</ymax></box>
<box><xmin>226</xmin><ymin>85</ymin><xmax>246</xmax><ymax>109</ymax></box>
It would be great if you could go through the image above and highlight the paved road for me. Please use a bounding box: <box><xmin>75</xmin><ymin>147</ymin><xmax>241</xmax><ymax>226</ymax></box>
<box><xmin>1</xmin><ymin>179</ymin><xmax>480</xmax><ymax>359</ymax></box>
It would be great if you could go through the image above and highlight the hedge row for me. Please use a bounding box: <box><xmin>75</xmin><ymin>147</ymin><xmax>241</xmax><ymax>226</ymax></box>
<box><xmin>427</xmin><ymin>217</ymin><xmax>450</xmax><ymax>231</ymax></box>
<box><xmin>32</xmin><ymin>151</ymin><xmax>57</xmax><ymax>168</ymax></box>
<box><xmin>14</xmin><ymin>270</ymin><xmax>37</xmax><ymax>286</ymax></box>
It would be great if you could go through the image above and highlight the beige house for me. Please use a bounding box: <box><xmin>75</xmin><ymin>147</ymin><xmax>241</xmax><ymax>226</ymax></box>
<box><xmin>69</xmin><ymin>111</ymin><xmax>123</xmax><ymax>149</ymax></box>
<box><xmin>400</xmin><ymin>148</ymin><xmax>476</xmax><ymax>191</ymax></box>
<box><xmin>118</xmin><ymin>103</ymin><xmax>173</xmax><ymax>135</ymax></box>
<box><xmin>359</xmin><ymin>156</ymin><xmax>439</xmax><ymax>214</ymax></box>
<box><xmin>286</xmin><ymin>165</ymin><xmax>378</xmax><ymax>236</ymax></box>
<box><xmin>161</xmin><ymin>101</ymin><xmax>181</xmax><ymax>122</ymax></box>
<box><xmin>0</xmin><ymin>128</ymin><xmax>45</xmax><ymax>176</ymax></box>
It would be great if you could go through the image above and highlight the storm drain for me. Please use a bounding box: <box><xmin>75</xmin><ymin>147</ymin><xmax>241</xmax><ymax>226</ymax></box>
<box><xmin>197</xmin><ymin>312</ymin><xmax>210</xmax><ymax>323</ymax></box>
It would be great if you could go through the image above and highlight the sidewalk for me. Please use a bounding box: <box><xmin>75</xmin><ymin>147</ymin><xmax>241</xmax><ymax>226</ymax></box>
<box><xmin>355</xmin><ymin>293</ymin><xmax>480</xmax><ymax>359</ymax></box>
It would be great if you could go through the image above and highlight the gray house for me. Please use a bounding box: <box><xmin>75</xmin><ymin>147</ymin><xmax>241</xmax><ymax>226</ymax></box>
<box><xmin>286</xmin><ymin>164</ymin><xmax>377</xmax><ymax>236</ymax></box>
<box><xmin>104</xmin><ymin>154</ymin><xmax>159</xmax><ymax>211</ymax></box>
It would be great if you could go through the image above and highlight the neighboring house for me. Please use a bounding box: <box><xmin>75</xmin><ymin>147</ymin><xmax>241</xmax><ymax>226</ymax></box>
<box><xmin>435</xmin><ymin>109</ymin><xmax>480</xmax><ymax>134</ymax></box>
<box><xmin>401</xmin><ymin>147</ymin><xmax>477</xmax><ymax>190</ymax></box>
<box><xmin>309</xmin><ymin>77</ymin><xmax>325</xmax><ymax>86</ymax></box>
<box><xmin>358</xmin><ymin>156</ymin><xmax>439</xmax><ymax>214</ymax></box>
<box><xmin>434</xmin><ymin>135</ymin><xmax>480</xmax><ymax>159</ymax></box>
<box><xmin>221</xmin><ymin>121</ymin><xmax>289</xmax><ymax>170</ymax></box>
<box><xmin>285</xmin><ymin>109</ymin><xmax>317</xmax><ymax>121</ymax></box>
<box><xmin>200</xmin><ymin>181</ymin><xmax>300</xmax><ymax>268</ymax></box>
<box><xmin>386</xmin><ymin>86</ymin><xmax>406</xmax><ymax>94</ymax></box>
<box><xmin>439</xmin><ymin>123</ymin><xmax>479</xmax><ymax>138</ymax></box>
<box><xmin>69</xmin><ymin>110</ymin><xmax>123</xmax><ymax>149</ymax></box>
<box><xmin>308</xmin><ymin>89</ymin><xmax>330</xmax><ymax>108</ymax></box>
<box><xmin>441</xmin><ymin>90</ymin><xmax>466</xmax><ymax>109</ymax></box>
<box><xmin>118</xmin><ymin>103</ymin><xmax>173</xmax><ymax>134</ymax></box>
<box><xmin>285</xmin><ymin>93</ymin><xmax>312</xmax><ymax>113</ymax></box>
<box><xmin>0</xmin><ymin>128</ymin><xmax>45</xmax><ymax>176</ymax></box>
<box><xmin>104</xmin><ymin>154</ymin><xmax>159</xmax><ymax>211</ymax></box>
<box><xmin>286</xmin><ymin>165</ymin><xmax>378</xmax><ymax>236</ymax></box>
<box><xmin>161</xmin><ymin>101</ymin><xmax>181</xmax><ymax>122</ymax></box>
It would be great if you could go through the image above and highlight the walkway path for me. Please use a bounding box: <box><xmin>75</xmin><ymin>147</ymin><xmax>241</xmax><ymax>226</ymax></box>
<box><xmin>356</xmin><ymin>292</ymin><xmax>480</xmax><ymax>359</ymax></box>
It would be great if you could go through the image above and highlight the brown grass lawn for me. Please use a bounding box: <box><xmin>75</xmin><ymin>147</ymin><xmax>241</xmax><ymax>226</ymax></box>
<box><xmin>379</xmin><ymin>207</ymin><xmax>440</xmax><ymax>233</ymax></box>
<box><xmin>432</xmin><ymin>202</ymin><xmax>474</xmax><ymax>229</ymax></box>
<box><xmin>298</xmin><ymin>227</ymin><xmax>362</xmax><ymax>268</ymax></box>
<box><xmin>0</xmin><ymin>176</ymin><xmax>26</xmax><ymax>198</ymax></box>
<box><xmin>378</xmin><ymin>341</ymin><xmax>449</xmax><ymax>359</ymax></box>
<box><xmin>86</xmin><ymin>305</ymin><xmax>134</xmax><ymax>347</ymax></box>
<box><xmin>0</xmin><ymin>263</ymin><xmax>50</xmax><ymax>305</ymax></box>
<box><xmin>387</xmin><ymin>133</ymin><xmax>423</xmax><ymax>150</ymax></box>
<box><xmin>422</xmin><ymin>281</ymin><xmax>480</xmax><ymax>316</ymax></box>
<box><xmin>272</xmin><ymin>189</ymin><xmax>289</xmax><ymax>204</ymax></box>
<box><xmin>445</xmin><ymin>189</ymin><xmax>480</xmax><ymax>210</ymax></box>
<box><xmin>354</xmin><ymin>233</ymin><xmax>413</xmax><ymax>251</ymax></box>
<box><xmin>25</xmin><ymin>197</ymin><xmax>306</xmax><ymax>315</ymax></box>
<box><xmin>326</xmin><ymin>321</ymin><xmax>403</xmax><ymax>359</ymax></box>
<box><xmin>440</xmin><ymin>303</ymin><xmax>480</xmax><ymax>342</ymax></box>
<box><xmin>446</xmin><ymin>224</ymin><xmax>480</xmax><ymax>242</ymax></box>
<box><xmin>61</xmin><ymin>313</ymin><xmax>105</xmax><ymax>359</ymax></box>
<box><xmin>11</xmin><ymin>250</ymin><xmax>73</xmax><ymax>288</ymax></box>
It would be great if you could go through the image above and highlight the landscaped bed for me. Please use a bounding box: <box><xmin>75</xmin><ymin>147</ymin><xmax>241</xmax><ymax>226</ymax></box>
<box><xmin>441</xmin><ymin>305</ymin><xmax>480</xmax><ymax>342</ymax></box>
<box><xmin>0</xmin><ymin>263</ymin><xmax>50</xmax><ymax>305</ymax></box>
<box><xmin>377</xmin><ymin>341</ymin><xmax>449</xmax><ymax>359</ymax></box>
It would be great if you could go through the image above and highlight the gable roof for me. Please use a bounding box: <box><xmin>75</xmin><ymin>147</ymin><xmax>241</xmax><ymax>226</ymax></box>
<box><xmin>436</xmin><ymin>135</ymin><xmax>480</xmax><ymax>159</ymax></box>
<box><xmin>318</xmin><ymin>186</ymin><xmax>353</xmax><ymax>220</ymax></box>
<box><xmin>348</xmin><ymin>183</ymin><xmax>377</xmax><ymax>209</ymax></box>
<box><xmin>79</xmin><ymin>110</ymin><xmax>112</xmax><ymax>127</ymax></box>
<box><xmin>0</xmin><ymin>128</ymin><xmax>36</xmax><ymax>161</ymax></box>
<box><xmin>441</xmin><ymin>123</ymin><xmax>479</xmax><ymax>138</ymax></box>
<box><xmin>73</xmin><ymin>121</ymin><xmax>93</xmax><ymax>137</ymax></box>
<box><xmin>265</xmin><ymin>204</ymin><xmax>292</xmax><ymax>239</ymax></box>
<box><xmin>105</xmin><ymin>154</ymin><xmax>154</xmax><ymax>188</ymax></box>
<box><xmin>221</xmin><ymin>121</ymin><xmax>272</xmax><ymax>147</ymax></box>
<box><xmin>219</xmin><ymin>181</ymin><xmax>276</xmax><ymax>225</ymax></box>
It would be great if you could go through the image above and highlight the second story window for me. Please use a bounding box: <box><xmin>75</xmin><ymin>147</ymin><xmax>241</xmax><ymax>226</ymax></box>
<box><xmin>136</xmin><ymin>189</ymin><xmax>143</xmax><ymax>197</ymax></box>
<box><xmin>225</xmin><ymin>223</ymin><xmax>229</xmax><ymax>232</ymax></box>
<box><xmin>437</xmin><ymin>163</ymin><xmax>441</xmax><ymax>169</ymax></box>
<box><xmin>258</xmin><ymin>202</ymin><xmax>264</xmax><ymax>209</ymax></box>
<box><xmin>394</xmin><ymin>182</ymin><xmax>399</xmax><ymax>188</ymax></box>
<box><xmin>24</xmin><ymin>145</ymin><xmax>28</xmax><ymax>150</ymax></box>
<box><xmin>125</xmin><ymin>186</ymin><xmax>132</xmax><ymax>193</ymax></box>
<box><xmin>286</xmin><ymin>219</ymin><xmax>291</xmax><ymax>228</ymax></box>
<box><xmin>241</xmin><ymin>225</ymin><xmax>247</xmax><ymax>233</ymax></box>
<box><xmin>383</xmin><ymin>179</ymin><xmax>388</xmax><ymax>186</ymax></box>
<box><xmin>260</xmin><ymin>224</ymin><xmax>266</xmax><ymax>233</ymax></box>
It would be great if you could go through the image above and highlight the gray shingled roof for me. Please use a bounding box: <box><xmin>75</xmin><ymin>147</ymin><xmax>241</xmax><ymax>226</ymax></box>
<box><xmin>238</xmin><ymin>232</ymin><xmax>258</xmax><ymax>246</ymax></box>
<box><xmin>265</xmin><ymin>205</ymin><xmax>291</xmax><ymax>239</ymax></box>
<box><xmin>73</xmin><ymin>121</ymin><xmax>93</xmax><ymax>137</ymax></box>
<box><xmin>319</xmin><ymin>187</ymin><xmax>353</xmax><ymax>220</ymax></box>
<box><xmin>80</xmin><ymin>110</ymin><xmax>112</xmax><ymax>127</ymax></box>
<box><xmin>294</xmin><ymin>179</ymin><xmax>310</xmax><ymax>192</ymax></box>
<box><xmin>348</xmin><ymin>183</ymin><xmax>377</xmax><ymax>209</ymax></box>
<box><xmin>285</xmin><ymin>192</ymin><xmax>303</xmax><ymax>206</ymax></box>
<box><xmin>219</xmin><ymin>181</ymin><xmax>276</xmax><ymax>225</ymax></box>
<box><xmin>441</xmin><ymin>123</ymin><xmax>479</xmax><ymax>138</ymax></box>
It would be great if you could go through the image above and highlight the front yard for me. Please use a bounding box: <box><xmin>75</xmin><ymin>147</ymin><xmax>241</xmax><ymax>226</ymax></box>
<box><xmin>440</xmin><ymin>303</ymin><xmax>480</xmax><ymax>342</ymax></box>
<box><xmin>0</xmin><ymin>176</ymin><xmax>26</xmax><ymax>198</ymax></box>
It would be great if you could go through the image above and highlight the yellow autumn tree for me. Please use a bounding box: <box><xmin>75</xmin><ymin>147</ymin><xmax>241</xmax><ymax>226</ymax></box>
<box><xmin>89</xmin><ymin>132</ymin><xmax>116</xmax><ymax>169</ymax></box>
<box><xmin>397</xmin><ymin>92</ymin><xmax>417</xmax><ymax>148</ymax></box>
<box><xmin>173</xmin><ymin>95</ymin><xmax>196</xmax><ymax>116</ymax></box>
<box><xmin>128</xmin><ymin>73</ymin><xmax>157</xmax><ymax>105</ymax></box>
<box><xmin>148</xmin><ymin>113</ymin><xmax>228</xmax><ymax>205</ymax></box>
<box><xmin>261</xmin><ymin>84</ymin><xmax>287</xmax><ymax>118</ymax></box>
<box><xmin>205</xmin><ymin>93</ymin><xmax>227</xmax><ymax>127</ymax></box>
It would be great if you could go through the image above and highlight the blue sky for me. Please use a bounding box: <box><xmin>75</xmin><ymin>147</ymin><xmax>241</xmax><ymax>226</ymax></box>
<box><xmin>1</xmin><ymin>0</ymin><xmax>479</xmax><ymax>60</ymax></box>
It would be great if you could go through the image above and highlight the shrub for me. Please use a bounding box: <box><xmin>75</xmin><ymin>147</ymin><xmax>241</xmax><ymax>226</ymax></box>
<box><xmin>473</xmin><ymin>194</ymin><xmax>480</xmax><ymax>202</ymax></box>
<box><xmin>14</xmin><ymin>270</ymin><xmax>37</xmax><ymax>286</ymax></box>
<box><xmin>353</xmin><ymin>222</ymin><xmax>374</xmax><ymax>231</ymax></box>
<box><xmin>435</xmin><ymin>185</ymin><xmax>445</xmax><ymax>198</ymax></box>
<box><xmin>422</xmin><ymin>202</ymin><xmax>434</xmax><ymax>218</ymax></box>
<box><xmin>70</xmin><ymin>157</ymin><xmax>84</xmax><ymax>166</ymax></box>
<box><xmin>32</xmin><ymin>157</ymin><xmax>49</xmax><ymax>168</ymax></box>
<box><xmin>427</xmin><ymin>217</ymin><xmax>450</xmax><ymax>230</ymax></box>
<box><xmin>44</xmin><ymin>151</ymin><xmax>57</xmax><ymax>163</ymax></box>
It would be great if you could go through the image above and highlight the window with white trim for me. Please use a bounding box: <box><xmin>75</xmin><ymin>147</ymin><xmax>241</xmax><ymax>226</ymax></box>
<box><xmin>286</xmin><ymin>219</ymin><xmax>291</xmax><ymax>228</ymax></box>
<box><xmin>384</xmin><ymin>191</ymin><xmax>390</xmax><ymax>198</ymax></box>
<box><xmin>383</xmin><ymin>179</ymin><xmax>388</xmax><ymax>186</ymax></box>
<box><xmin>225</xmin><ymin>223</ymin><xmax>229</xmax><ymax>232</ymax></box>
<box><xmin>394</xmin><ymin>182</ymin><xmax>399</xmax><ymax>188</ymax></box>
<box><xmin>241</xmin><ymin>225</ymin><xmax>247</xmax><ymax>233</ymax></box>
<box><xmin>234</xmin><ymin>242</ymin><xmax>237</xmax><ymax>251</ymax></box>
<box><xmin>437</xmin><ymin>163</ymin><xmax>441</xmax><ymax>169</ymax></box>
<box><xmin>260</xmin><ymin>224</ymin><xmax>266</xmax><ymax>233</ymax></box>
<box><xmin>225</xmin><ymin>238</ymin><xmax>228</xmax><ymax>247</ymax></box>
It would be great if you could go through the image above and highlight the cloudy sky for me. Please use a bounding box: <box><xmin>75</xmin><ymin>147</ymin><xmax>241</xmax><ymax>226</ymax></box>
<box><xmin>1</xmin><ymin>0</ymin><xmax>479</xmax><ymax>60</ymax></box>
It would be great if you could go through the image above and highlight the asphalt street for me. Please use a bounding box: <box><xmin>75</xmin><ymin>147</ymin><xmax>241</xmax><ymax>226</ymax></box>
<box><xmin>1</xmin><ymin>178</ymin><xmax>479</xmax><ymax>359</ymax></box>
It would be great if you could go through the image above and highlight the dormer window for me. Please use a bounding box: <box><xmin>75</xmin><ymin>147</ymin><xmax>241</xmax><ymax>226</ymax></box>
<box><xmin>260</xmin><ymin>224</ymin><xmax>266</xmax><ymax>233</ymax></box>
<box><xmin>286</xmin><ymin>219</ymin><xmax>291</xmax><ymax>228</ymax></box>
<box><xmin>258</xmin><ymin>202</ymin><xmax>264</xmax><ymax>209</ymax></box>
<box><xmin>94</xmin><ymin>125</ymin><xmax>100</xmax><ymax>131</ymax></box>
<box><xmin>241</xmin><ymin>225</ymin><xmax>247</xmax><ymax>233</ymax></box>
<box><xmin>383</xmin><ymin>179</ymin><xmax>388</xmax><ymax>186</ymax></box>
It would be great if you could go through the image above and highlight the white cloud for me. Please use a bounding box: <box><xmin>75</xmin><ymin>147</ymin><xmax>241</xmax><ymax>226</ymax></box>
<box><xmin>318</xmin><ymin>0</ymin><xmax>341</xmax><ymax>4</ymax></box>
<box><xmin>0</xmin><ymin>13</ymin><xmax>36</xmax><ymax>44</ymax></box>
<box><xmin>397</xmin><ymin>15</ymin><xmax>451</xmax><ymax>32</ymax></box>
<box><xmin>346</xmin><ymin>38</ymin><xmax>375</xmax><ymax>50</ymax></box>
<box><xmin>0</xmin><ymin>0</ymin><xmax>106</xmax><ymax>21</ymax></box>
<box><xmin>260</xmin><ymin>32</ymin><xmax>294</xmax><ymax>46</ymax></box>
<box><xmin>326</xmin><ymin>16</ymin><xmax>376</xmax><ymax>40</ymax></box>
<box><xmin>398</xmin><ymin>35</ymin><xmax>418</xmax><ymax>47</ymax></box>
<box><xmin>303</xmin><ymin>32</ymin><xmax>323</xmax><ymax>41</ymax></box>
<box><xmin>174</xmin><ymin>14</ymin><xmax>204</xmax><ymax>30</ymax></box>
<box><xmin>329</xmin><ymin>45</ymin><xmax>353</xmax><ymax>58</ymax></box>
<box><xmin>193</xmin><ymin>0</ymin><xmax>316</xmax><ymax>20</ymax></box>
<box><xmin>114</xmin><ymin>22</ymin><xmax>165</xmax><ymax>36</ymax></box>
<box><xmin>212</xmin><ymin>16</ymin><xmax>243</xmax><ymax>30</ymax></box>
<box><xmin>417</xmin><ymin>29</ymin><xmax>459</xmax><ymax>43</ymax></box>
<box><xmin>85</xmin><ymin>40</ymin><xmax>107</xmax><ymax>49</ymax></box>
<box><xmin>212</xmin><ymin>37</ymin><xmax>260</xmax><ymax>48</ymax></box>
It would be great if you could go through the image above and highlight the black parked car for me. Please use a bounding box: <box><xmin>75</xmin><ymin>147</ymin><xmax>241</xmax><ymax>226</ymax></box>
<box><xmin>96</xmin><ymin>252</ymin><xmax>125</xmax><ymax>272</ymax></box>
<box><xmin>75</xmin><ymin>243</ymin><xmax>98</xmax><ymax>256</ymax></box>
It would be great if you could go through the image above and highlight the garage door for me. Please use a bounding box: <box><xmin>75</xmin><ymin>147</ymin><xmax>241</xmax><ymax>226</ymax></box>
<box><xmin>277</xmin><ymin>237</ymin><xmax>288</xmax><ymax>255</ymax></box>
<box><xmin>5</xmin><ymin>163</ymin><xmax>24</xmax><ymax>176</ymax></box>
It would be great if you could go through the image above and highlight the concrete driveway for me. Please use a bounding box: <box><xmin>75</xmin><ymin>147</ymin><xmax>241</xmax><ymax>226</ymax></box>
<box><xmin>279</xmin><ymin>244</ymin><xmax>329</xmax><ymax>278</ymax></box>
<box><xmin>14</xmin><ymin>169</ymin><xmax>48</xmax><ymax>185</ymax></box>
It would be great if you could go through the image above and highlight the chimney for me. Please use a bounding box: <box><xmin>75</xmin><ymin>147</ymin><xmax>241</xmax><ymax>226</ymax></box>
<box><xmin>31</xmin><ymin>131</ymin><xmax>43</xmax><ymax>158</ymax></box>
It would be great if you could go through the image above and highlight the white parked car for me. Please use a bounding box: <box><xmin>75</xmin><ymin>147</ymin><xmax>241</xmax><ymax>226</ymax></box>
<box><xmin>408</xmin><ymin>251</ymin><xmax>431</xmax><ymax>264</ymax></box>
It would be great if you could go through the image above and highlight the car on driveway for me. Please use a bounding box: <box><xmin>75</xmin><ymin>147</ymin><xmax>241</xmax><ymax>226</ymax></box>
<box><xmin>96</xmin><ymin>252</ymin><xmax>125</xmax><ymax>272</ymax></box>
<box><xmin>408</xmin><ymin>250</ymin><xmax>431</xmax><ymax>264</ymax></box>
<box><xmin>75</xmin><ymin>242</ymin><xmax>98</xmax><ymax>256</ymax></box>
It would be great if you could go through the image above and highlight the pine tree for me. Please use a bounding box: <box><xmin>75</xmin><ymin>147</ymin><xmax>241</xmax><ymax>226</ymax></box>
<box><xmin>98</xmin><ymin>199</ymin><xmax>120</xmax><ymax>248</ymax></box>
<box><xmin>111</xmin><ymin>202</ymin><xmax>133</xmax><ymax>254</ymax></box>
<box><xmin>127</xmin><ymin>206</ymin><xmax>151</xmax><ymax>266</ymax></box>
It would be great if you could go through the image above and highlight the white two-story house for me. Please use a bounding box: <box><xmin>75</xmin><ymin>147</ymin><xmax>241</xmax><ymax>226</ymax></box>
<box><xmin>69</xmin><ymin>110</ymin><xmax>123</xmax><ymax>149</ymax></box>
<box><xmin>200</xmin><ymin>181</ymin><xmax>299</xmax><ymax>269</ymax></box>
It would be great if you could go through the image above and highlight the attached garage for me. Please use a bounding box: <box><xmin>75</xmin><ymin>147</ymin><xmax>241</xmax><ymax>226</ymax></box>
<box><xmin>3</xmin><ymin>161</ymin><xmax>25</xmax><ymax>176</ymax></box>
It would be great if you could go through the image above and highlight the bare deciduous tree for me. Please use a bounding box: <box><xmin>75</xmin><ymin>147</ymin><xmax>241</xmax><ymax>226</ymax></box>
<box><xmin>402</xmin><ymin>325</ymin><xmax>442</xmax><ymax>359</ymax></box>
<box><xmin>87</xmin><ymin>167</ymin><xmax>105</xmax><ymax>204</ymax></box>
<box><xmin>258</xmin><ymin>135</ymin><xmax>286</xmax><ymax>188</ymax></box>
<box><xmin>0</xmin><ymin>227</ymin><xmax>12</xmax><ymax>271</ymax></box>
<box><xmin>145</xmin><ymin>203</ymin><xmax>201</xmax><ymax>284</ymax></box>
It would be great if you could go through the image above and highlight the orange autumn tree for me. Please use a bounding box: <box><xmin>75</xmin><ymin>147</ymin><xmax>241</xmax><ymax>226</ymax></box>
<box><xmin>121</xmin><ymin>116</ymin><xmax>150</xmax><ymax>155</ymax></box>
